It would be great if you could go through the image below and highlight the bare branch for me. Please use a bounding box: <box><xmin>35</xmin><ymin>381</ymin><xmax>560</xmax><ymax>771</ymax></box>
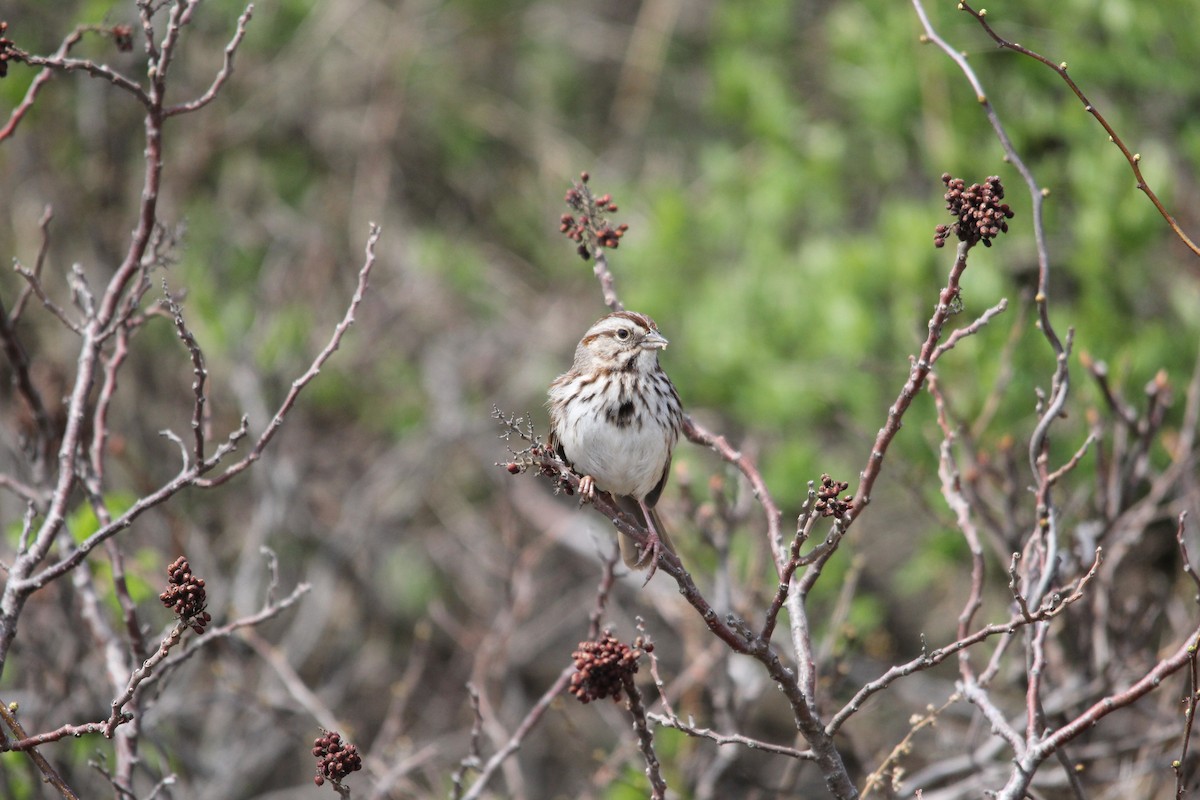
<box><xmin>861</xmin><ymin>698</ymin><xmax>955</xmax><ymax>798</ymax></box>
<box><xmin>13</xmin><ymin>263</ymin><xmax>81</xmax><ymax>333</ymax></box>
<box><xmin>163</xmin><ymin>282</ymin><xmax>209</xmax><ymax>464</ymax></box>
<box><xmin>955</xmin><ymin>0</ymin><xmax>1200</xmax><ymax>260</ymax></box>
<box><xmin>650</xmin><ymin>713</ymin><xmax>817</xmax><ymax>760</ymax></box>
<box><xmin>450</xmin><ymin>685</ymin><xmax>486</xmax><ymax>800</ymax></box>
<box><xmin>1</xmin><ymin>29</ymin><xmax>89</xmax><ymax>141</ymax></box>
<box><xmin>851</xmin><ymin>239</ymin><xmax>973</xmax><ymax>527</ymax></box>
<box><xmin>995</xmin><ymin>618</ymin><xmax>1200</xmax><ymax>800</ymax></box>
<box><xmin>1176</xmin><ymin>639</ymin><xmax>1199</xmax><ymax>799</ymax></box>
<box><xmin>930</xmin><ymin>298</ymin><xmax>1009</xmax><ymax>365</ymax></box>
<box><xmin>197</xmin><ymin>223</ymin><xmax>381</xmax><ymax>487</ymax></box>
<box><xmin>458</xmin><ymin>664</ymin><xmax>574</xmax><ymax>800</ymax></box>
<box><xmin>623</xmin><ymin>674</ymin><xmax>668</xmax><ymax>800</ymax></box>
<box><xmin>910</xmin><ymin>0</ymin><xmax>1065</xmax><ymax>360</ymax></box>
<box><xmin>10</xmin><ymin>205</ymin><xmax>53</xmax><ymax>321</ymax></box>
<box><xmin>0</xmin><ymin>702</ymin><xmax>81</xmax><ymax>798</ymax></box>
<box><xmin>8</xmin><ymin>49</ymin><xmax>149</xmax><ymax>106</ymax></box>
<box><xmin>828</xmin><ymin>551</ymin><xmax>1101</xmax><ymax>735</ymax></box>
<box><xmin>104</xmin><ymin>622</ymin><xmax>188</xmax><ymax>738</ymax></box>
<box><xmin>140</xmin><ymin>580</ymin><xmax>312</xmax><ymax>692</ymax></box>
<box><xmin>165</xmin><ymin>4</ymin><xmax>254</xmax><ymax>117</ymax></box>
<box><xmin>682</xmin><ymin>415</ymin><xmax>785</xmax><ymax>573</ymax></box>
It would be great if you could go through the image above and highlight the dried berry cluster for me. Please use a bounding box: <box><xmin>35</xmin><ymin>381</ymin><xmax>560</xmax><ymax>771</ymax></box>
<box><xmin>560</xmin><ymin>171</ymin><xmax>628</xmax><ymax>260</ymax></box>
<box><xmin>569</xmin><ymin>632</ymin><xmax>643</xmax><ymax>704</ymax></box>
<box><xmin>0</xmin><ymin>22</ymin><xmax>14</xmax><ymax>79</ymax></box>
<box><xmin>312</xmin><ymin>730</ymin><xmax>362</xmax><ymax>787</ymax></box>
<box><xmin>814</xmin><ymin>474</ymin><xmax>853</xmax><ymax>519</ymax></box>
<box><xmin>111</xmin><ymin>24</ymin><xmax>134</xmax><ymax>52</ymax></box>
<box><xmin>502</xmin><ymin>444</ymin><xmax>576</xmax><ymax>494</ymax></box>
<box><xmin>934</xmin><ymin>173</ymin><xmax>1014</xmax><ymax>248</ymax></box>
<box><xmin>159</xmin><ymin>556</ymin><xmax>211</xmax><ymax>634</ymax></box>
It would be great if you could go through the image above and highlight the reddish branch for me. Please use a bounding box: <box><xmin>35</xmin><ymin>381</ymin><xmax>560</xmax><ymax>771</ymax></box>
<box><xmin>1</xmin><ymin>27</ymin><xmax>104</xmax><ymax>141</ymax></box>
<box><xmin>0</xmin><ymin>6</ymin><xmax>374</xmax><ymax>796</ymax></box>
<box><xmin>457</xmin><ymin>664</ymin><xmax>575</xmax><ymax>800</ymax></box>
<box><xmin>954</xmin><ymin>0</ymin><xmax>1200</xmax><ymax>261</ymax></box>
<box><xmin>994</xmin><ymin>615</ymin><xmax>1200</xmax><ymax>800</ymax></box>
<box><xmin>682</xmin><ymin>415</ymin><xmax>786</xmax><ymax>572</ymax></box>
<box><xmin>826</xmin><ymin>552</ymin><xmax>1101</xmax><ymax>736</ymax></box>
<box><xmin>910</xmin><ymin>0</ymin><xmax>1066</xmax><ymax>366</ymax></box>
<box><xmin>623</xmin><ymin>674</ymin><xmax>668</xmax><ymax>800</ymax></box>
<box><xmin>0</xmin><ymin>702</ymin><xmax>79</xmax><ymax>800</ymax></box>
<box><xmin>195</xmin><ymin>224</ymin><xmax>380</xmax><ymax>487</ymax></box>
<box><xmin>849</xmin><ymin>238</ymin><xmax>974</xmax><ymax>524</ymax></box>
<box><xmin>515</xmin><ymin>170</ymin><xmax>1019</xmax><ymax>800</ymax></box>
<box><xmin>504</xmin><ymin>423</ymin><xmax>859</xmax><ymax>797</ymax></box>
<box><xmin>164</xmin><ymin>284</ymin><xmax>210</xmax><ymax>466</ymax></box>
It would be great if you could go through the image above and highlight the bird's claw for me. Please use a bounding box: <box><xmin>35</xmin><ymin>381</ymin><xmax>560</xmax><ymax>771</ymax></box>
<box><xmin>635</xmin><ymin>532</ymin><xmax>664</xmax><ymax>585</ymax></box>
<box><xmin>578</xmin><ymin>475</ymin><xmax>595</xmax><ymax>502</ymax></box>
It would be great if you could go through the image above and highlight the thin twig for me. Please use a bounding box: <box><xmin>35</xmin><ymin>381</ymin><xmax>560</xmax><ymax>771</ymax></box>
<box><xmin>760</xmin><ymin>518</ymin><xmax>811</xmax><ymax>644</ymax></box>
<box><xmin>956</xmin><ymin>0</ymin><xmax>1200</xmax><ymax>260</ymax></box>
<box><xmin>13</xmin><ymin>263</ymin><xmax>82</xmax><ymax>333</ymax></box>
<box><xmin>827</xmin><ymin>550</ymin><xmax>1101</xmax><ymax>735</ymax></box>
<box><xmin>11</xmin><ymin>205</ymin><xmax>54</xmax><ymax>321</ymax></box>
<box><xmin>9</xmin><ymin>49</ymin><xmax>150</xmax><ymax>106</ymax></box>
<box><xmin>850</xmin><ymin>239</ymin><xmax>973</xmax><ymax>528</ymax></box>
<box><xmin>682</xmin><ymin>415</ymin><xmax>785</xmax><ymax>575</ymax></box>
<box><xmin>458</xmin><ymin>664</ymin><xmax>574</xmax><ymax>800</ymax></box>
<box><xmin>0</xmin><ymin>702</ymin><xmax>81</xmax><ymax>798</ymax></box>
<box><xmin>649</xmin><ymin>713</ymin><xmax>816</xmax><ymax>760</ymax></box>
<box><xmin>930</xmin><ymin>298</ymin><xmax>1009</xmax><ymax>365</ymax></box>
<box><xmin>242</xmin><ymin>629</ymin><xmax>342</xmax><ymax>732</ymax></box>
<box><xmin>450</xmin><ymin>685</ymin><xmax>486</xmax><ymax>800</ymax></box>
<box><xmin>163</xmin><ymin>282</ymin><xmax>209</xmax><ymax>464</ymax></box>
<box><xmin>165</xmin><ymin>4</ymin><xmax>254</xmax><ymax>116</ymax></box>
<box><xmin>623</xmin><ymin>675</ymin><xmax>668</xmax><ymax>800</ymax></box>
<box><xmin>861</xmin><ymin>697</ymin><xmax>955</xmax><ymax>798</ymax></box>
<box><xmin>197</xmin><ymin>223</ymin><xmax>381</xmax><ymax>487</ymax></box>
<box><xmin>592</xmin><ymin>250</ymin><xmax>624</xmax><ymax>313</ymax></box>
<box><xmin>911</xmin><ymin>0</ymin><xmax>1065</xmax><ymax>363</ymax></box>
<box><xmin>90</xmin><ymin>323</ymin><xmax>134</xmax><ymax>486</ymax></box>
<box><xmin>139</xmin><ymin>580</ymin><xmax>312</xmax><ymax>691</ymax></box>
<box><xmin>0</xmin><ymin>29</ymin><xmax>87</xmax><ymax>141</ymax></box>
<box><xmin>1177</xmin><ymin>638</ymin><xmax>1199</xmax><ymax>799</ymax></box>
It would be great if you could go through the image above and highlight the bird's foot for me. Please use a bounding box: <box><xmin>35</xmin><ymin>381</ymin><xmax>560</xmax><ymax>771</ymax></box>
<box><xmin>578</xmin><ymin>474</ymin><xmax>595</xmax><ymax>502</ymax></box>
<box><xmin>634</xmin><ymin>532</ymin><xmax>665</xmax><ymax>585</ymax></box>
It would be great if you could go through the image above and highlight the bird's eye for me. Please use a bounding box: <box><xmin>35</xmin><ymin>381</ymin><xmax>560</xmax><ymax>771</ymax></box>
<box><xmin>616</xmin><ymin>328</ymin><xmax>630</xmax><ymax>340</ymax></box>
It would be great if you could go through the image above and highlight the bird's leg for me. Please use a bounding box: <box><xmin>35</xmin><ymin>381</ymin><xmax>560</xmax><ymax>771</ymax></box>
<box><xmin>635</xmin><ymin>499</ymin><xmax>666</xmax><ymax>583</ymax></box>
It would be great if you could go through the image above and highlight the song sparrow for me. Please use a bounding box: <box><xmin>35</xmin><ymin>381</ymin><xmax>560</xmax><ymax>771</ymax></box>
<box><xmin>548</xmin><ymin>310</ymin><xmax>684</xmax><ymax>576</ymax></box>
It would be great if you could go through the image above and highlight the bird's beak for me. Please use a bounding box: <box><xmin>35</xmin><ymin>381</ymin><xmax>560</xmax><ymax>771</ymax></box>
<box><xmin>642</xmin><ymin>330</ymin><xmax>669</xmax><ymax>350</ymax></box>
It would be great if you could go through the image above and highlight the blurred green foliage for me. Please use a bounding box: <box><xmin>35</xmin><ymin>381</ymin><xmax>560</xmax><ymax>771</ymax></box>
<box><xmin>1</xmin><ymin>0</ymin><xmax>1198</xmax><ymax>794</ymax></box>
<box><xmin>2</xmin><ymin>0</ymin><xmax>1195</xmax><ymax>606</ymax></box>
<box><xmin>8</xmin><ymin>0</ymin><xmax>1195</xmax><ymax>620</ymax></box>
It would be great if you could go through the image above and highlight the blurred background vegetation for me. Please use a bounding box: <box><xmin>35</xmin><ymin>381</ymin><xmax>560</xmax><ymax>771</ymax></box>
<box><xmin>1</xmin><ymin>0</ymin><xmax>1198</xmax><ymax>797</ymax></box>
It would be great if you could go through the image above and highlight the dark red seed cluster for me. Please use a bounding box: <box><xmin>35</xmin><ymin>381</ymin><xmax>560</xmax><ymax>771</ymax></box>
<box><xmin>159</xmin><ymin>556</ymin><xmax>211</xmax><ymax>634</ymax></box>
<box><xmin>814</xmin><ymin>474</ymin><xmax>853</xmax><ymax>519</ymax></box>
<box><xmin>934</xmin><ymin>173</ymin><xmax>1014</xmax><ymax>249</ymax></box>
<box><xmin>559</xmin><ymin>172</ymin><xmax>628</xmax><ymax>260</ymax></box>
<box><xmin>111</xmin><ymin>24</ymin><xmax>133</xmax><ymax>52</ymax></box>
<box><xmin>569</xmin><ymin>632</ymin><xmax>642</xmax><ymax>704</ymax></box>
<box><xmin>0</xmin><ymin>22</ymin><xmax>14</xmax><ymax>78</ymax></box>
<box><xmin>312</xmin><ymin>730</ymin><xmax>362</xmax><ymax>787</ymax></box>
